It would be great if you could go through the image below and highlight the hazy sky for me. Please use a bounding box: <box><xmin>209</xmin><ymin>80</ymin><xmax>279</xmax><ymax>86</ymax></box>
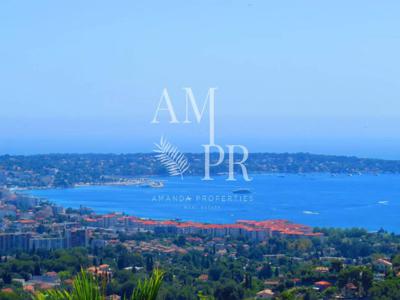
<box><xmin>1</xmin><ymin>1</ymin><xmax>400</xmax><ymax>158</ymax></box>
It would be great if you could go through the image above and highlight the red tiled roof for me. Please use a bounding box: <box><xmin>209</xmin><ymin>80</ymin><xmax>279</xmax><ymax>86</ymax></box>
<box><xmin>117</xmin><ymin>214</ymin><xmax>321</xmax><ymax>237</ymax></box>
<box><xmin>314</xmin><ymin>281</ymin><xmax>331</xmax><ymax>286</ymax></box>
<box><xmin>19</xmin><ymin>219</ymin><xmax>36</xmax><ymax>224</ymax></box>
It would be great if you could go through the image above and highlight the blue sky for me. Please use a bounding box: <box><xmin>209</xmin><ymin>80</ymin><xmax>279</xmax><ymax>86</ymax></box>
<box><xmin>0</xmin><ymin>1</ymin><xmax>399</xmax><ymax>158</ymax></box>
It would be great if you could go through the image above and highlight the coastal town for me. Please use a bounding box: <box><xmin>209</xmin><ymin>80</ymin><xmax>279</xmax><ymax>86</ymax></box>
<box><xmin>0</xmin><ymin>187</ymin><xmax>321</xmax><ymax>254</ymax></box>
<box><xmin>1</xmin><ymin>187</ymin><xmax>400</xmax><ymax>299</ymax></box>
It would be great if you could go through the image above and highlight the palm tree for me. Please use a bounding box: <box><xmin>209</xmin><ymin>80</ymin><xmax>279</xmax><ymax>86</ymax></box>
<box><xmin>34</xmin><ymin>268</ymin><xmax>164</xmax><ymax>300</ymax></box>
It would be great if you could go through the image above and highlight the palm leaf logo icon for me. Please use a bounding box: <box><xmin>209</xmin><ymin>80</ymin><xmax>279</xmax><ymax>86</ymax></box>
<box><xmin>153</xmin><ymin>137</ymin><xmax>190</xmax><ymax>179</ymax></box>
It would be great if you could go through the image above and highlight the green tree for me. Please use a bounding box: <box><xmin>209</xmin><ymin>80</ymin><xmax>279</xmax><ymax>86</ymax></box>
<box><xmin>214</xmin><ymin>282</ymin><xmax>244</xmax><ymax>300</ymax></box>
<box><xmin>369</xmin><ymin>278</ymin><xmax>400</xmax><ymax>300</ymax></box>
<box><xmin>145</xmin><ymin>255</ymin><xmax>154</xmax><ymax>273</ymax></box>
<box><xmin>258</xmin><ymin>263</ymin><xmax>272</xmax><ymax>279</ymax></box>
<box><xmin>208</xmin><ymin>266</ymin><xmax>223</xmax><ymax>281</ymax></box>
<box><xmin>2</xmin><ymin>272</ymin><xmax>12</xmax><ymax>284</ymax></box>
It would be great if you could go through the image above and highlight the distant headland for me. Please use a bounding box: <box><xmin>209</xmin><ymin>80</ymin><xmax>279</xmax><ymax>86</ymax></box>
<box><xmin>0</xmin><ymin>152</ymin><xmax>399</xmax><ymax>188</ymax></box>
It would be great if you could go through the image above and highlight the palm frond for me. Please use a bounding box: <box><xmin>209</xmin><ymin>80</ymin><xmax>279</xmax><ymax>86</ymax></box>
<box><xmin>153</xmin><ymin>137</ymin><xmax>190</xmax><ymax>179</ymax></box>
<box><xmin>33</xmin><ymin>269</ymin><xmax>164</xmax><ymax>300</ymax></box>
<box><xmin>33</xmin><ymin>269</ymin><xmax>103</xmax><ymax>300</ymax></box>
<box><xmin>71</xmin><ymin>269</ymin><xmax>104</xmax><ymax>300</ymax></box>
<box><xmin>131</xmin><ymin>269</ymin><xmax>164</xmax><ymax>300</ymax></box>
<box><xmin>33</xmin><ymin>290</ymin><xmax>72</xmax><ymax>300</ymax></box>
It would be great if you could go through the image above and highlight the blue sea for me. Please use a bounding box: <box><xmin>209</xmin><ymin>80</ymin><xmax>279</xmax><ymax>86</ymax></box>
<box><xmin>24</xmin><ymin>174</ymin><xmax>400</xmax><ymax>233</ymax></box>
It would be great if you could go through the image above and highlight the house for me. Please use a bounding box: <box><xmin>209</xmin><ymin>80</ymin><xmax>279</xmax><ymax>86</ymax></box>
<box><xmin>256</xmin><ymin>289</ymin><xmax>275</xmax><ymax>299</ymax></box>
<box><xmin>23</xmin><ymin>285</ymin><xmax>35</xmax><ymax>294</ymax></box>
<box><xmin>1</xmin><ymin>288</ymin><xmax>14</xmax><ymax>294</ymax></box>
<box><xmin>315</xmin><ymin>266</ymin><xmax>329</xmax><ymax>273</ymax></box>
<box><xmin>375</xmin><ymin>258</ymin><xmax>393</xmax><ymax>272</ymax></box>
<box><xmin>198</xmin><ymin>274</ymin><xmax>209</xmax><ymax>282</ymax></box>
<box><xmin>87</xmin><ymin>264</ymin><xmax>113</xmax><ymax>280</ymax></box>
<box><xmin>264</xmin><ymin>280</ymin><xmax>280</xmax><ymax>288</ymax></box>
<box><xmin>344</xmin><ymin>282</ymin><xmax>358</xmax><ymax>298</ymax></box>
<box><xmin>27</xmin><ymin>272</ymin><xmax>61</xmax><ymax>288</ymax></box>
<box><xmin>292</xmin><ymin>278</ymin><xmax>301</xmax><ymax>286</ymax></box>
<box><xmin>314</xmin><ymin>281</ymin><xmax>332</xmax><ymax>291</ymax></box>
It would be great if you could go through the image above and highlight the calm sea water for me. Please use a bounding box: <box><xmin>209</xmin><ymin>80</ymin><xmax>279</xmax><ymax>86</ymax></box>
<box><xmin>25</xmin><ymin>174</ymin><xmax>400</xmax><ymax>233</ymax></box>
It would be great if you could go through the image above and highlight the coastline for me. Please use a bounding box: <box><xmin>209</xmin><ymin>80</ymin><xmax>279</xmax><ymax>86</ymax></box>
<box><xmin>20</xmin><ymin>173</ymin><xmax>400</xmax><ymax>233</ymax></box>
<box><xmin>11</xmin><ymin>177</ymin><xmax>165</xmax><ymax>191</ymax></box>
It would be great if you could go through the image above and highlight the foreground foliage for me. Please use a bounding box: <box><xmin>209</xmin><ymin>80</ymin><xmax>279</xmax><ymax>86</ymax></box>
<box><xmin>1</xmin><ymin>228</ymin><xmax>400</xmax><ymax>299</ymax></box>
<box><xmin>34</xmin><ymin>268</ymin><xmax>164</xmax><ymax>300</ymax></box>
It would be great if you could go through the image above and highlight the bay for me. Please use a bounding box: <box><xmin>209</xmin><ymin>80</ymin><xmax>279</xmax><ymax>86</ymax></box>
<box><xmin>24</xmin><ymin>174</ymin><xmax>400</xmax><ymax>233</ymax></box>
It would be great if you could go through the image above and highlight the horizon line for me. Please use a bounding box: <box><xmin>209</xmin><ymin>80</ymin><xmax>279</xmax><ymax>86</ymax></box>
<box><xmin>0</xmin><ymin>151</ymin><xmax>397</xmax><ymax>162</ymax></box>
